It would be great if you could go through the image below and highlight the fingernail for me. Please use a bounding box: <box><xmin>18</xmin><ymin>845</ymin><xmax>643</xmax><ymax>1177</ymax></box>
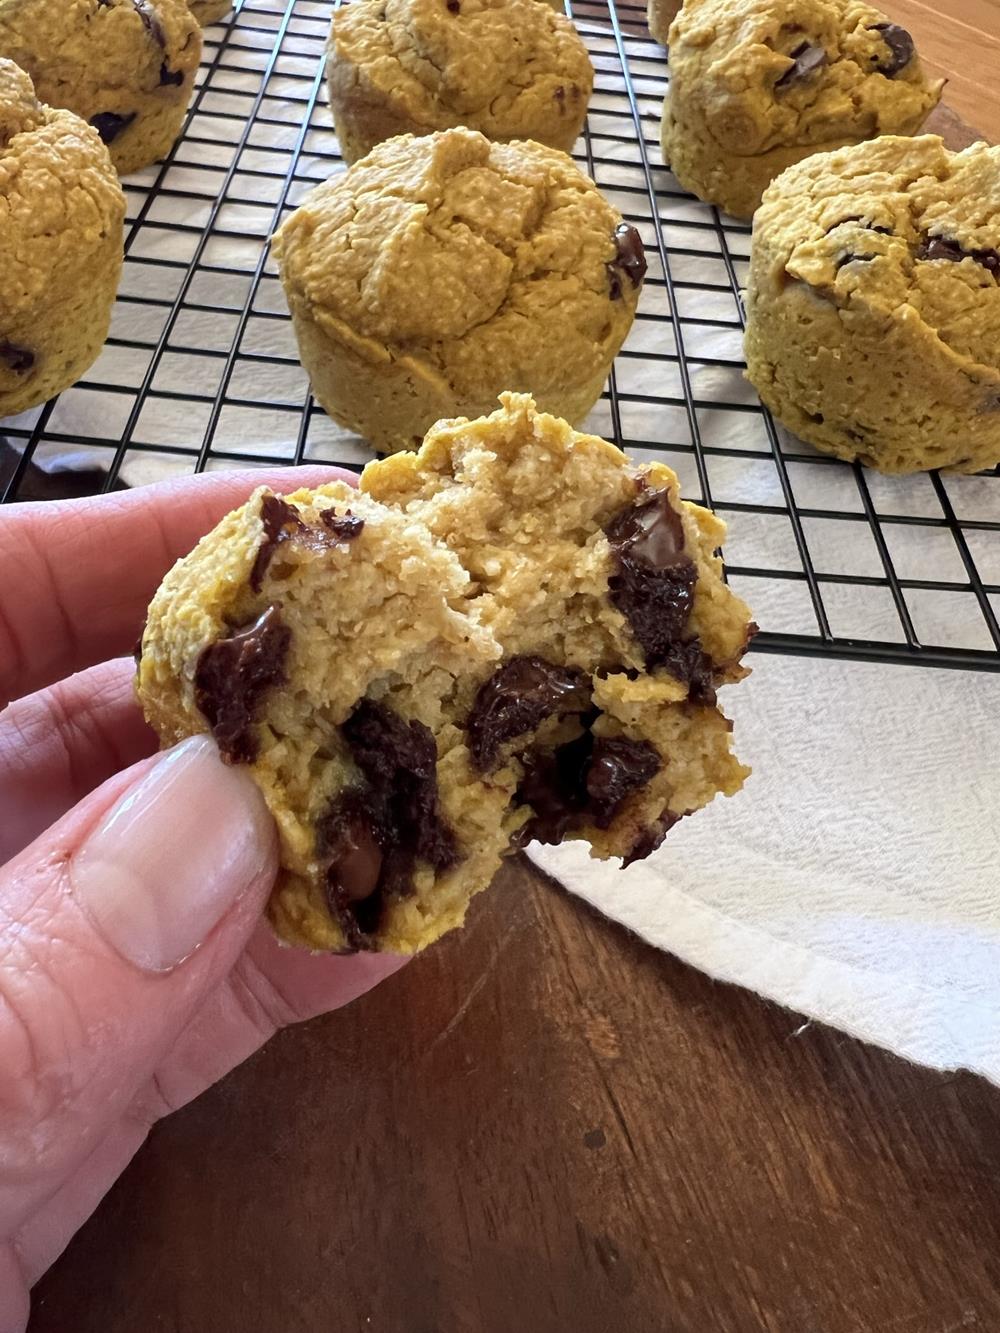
<box><xmin>72</xmin><ymin>735</ymin><xmax>276</xmax><ymax>972</ymax></box>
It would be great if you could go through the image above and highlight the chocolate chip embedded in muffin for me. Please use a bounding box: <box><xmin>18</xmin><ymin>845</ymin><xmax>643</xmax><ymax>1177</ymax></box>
<box><xmin>89</xmin><ymin>111</ymin><xmax>137</xmax><ymax>144</ymax></box>
<box><xmin>917</xmin><ymin>236</ymin><xmax>1000</xmax><ymax>276</ymax></box>
<box><xmin>775</xmin><ymin>42</ymin><xmax>827</xmax><ymax>90</ymax></box>
<box><xmin>585</xmin><ymin>736</ymin><xmax>661</xmax><ymax>827</ymax></box>
<box><xmin>250</xmin><ymin>492</ymin><xmax>364</xmax><ymax>591</ymax></box>
<box><xmin>467</xmin><ymin>655</ymin><xmax>591</xmax><ymax>772</ymax></box>
<box><xmin>193</xmin><ymin>606</ymin><xmax>291</xmax><ymax>763</ymax></box>
<box><xmin>604</xmin><ymin>488</ymin><xmax>697</xmax><ymax>666</ymax></box>
<box><xmin>607</xmin><ymin>223</ymin><xmax>648</xmax><ymax>301</ymax></box>
<box><xmin>869</xmin><ymin>22</ymin><xmax>914</xmax><ymax>77</ymax></box>
<box><xmin>0</xmin><ymin>342</ymin><xmax>35</xmax><ymax>374</ymax></box>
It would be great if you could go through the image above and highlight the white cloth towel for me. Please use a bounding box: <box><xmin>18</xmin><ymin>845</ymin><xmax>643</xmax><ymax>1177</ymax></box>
<box><xmin>530</xmin><ymin>654</ymin><xmax>1000</xmax><ymax>1081</ymax></box>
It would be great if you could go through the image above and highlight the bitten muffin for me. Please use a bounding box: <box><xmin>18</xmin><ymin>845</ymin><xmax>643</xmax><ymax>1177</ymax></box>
<box><xmin>188</xmin><ymin>0</ymin><xmax>231</xmax><ymax>22</ymax></box>
<box><xmin>647</xmin><ymin>0</ymin><xmax>680</xmax><ymax>45</ymax></box>
<box><xmin>137</xmin><ymin>394</ymin><xmax>755</xmax><ymax>954</ymax></box>
<box><xmin>745</xmin><ymin>135</ymin><xmax>1000</xmax><ymax>474</ymax></box>
<box><xmin>0</xmin><ymin>59</ymin><xmax>125</xmax><ymax>419</ymax></box>
<box><xmin>660</xmin><ymin>0</ymin><xmax>942</xmax><ymax>219</ymax></box>
<box><xmin>273</xmin><ymin>129</ymin><xmax>647</xmax><ymax>454</ymax></box>
<box><xmin>0</xmin><ymin>0</ymin><xmax>203</xmax><ymax>176</ymax></box>
<box><xmin>326</xmin><ymin>0</ymin><xmax>593</xmax><ymax>164</ymax></box>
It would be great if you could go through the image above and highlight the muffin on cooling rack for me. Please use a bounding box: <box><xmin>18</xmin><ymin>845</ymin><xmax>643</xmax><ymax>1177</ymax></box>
<box><xmin>0</xmin><ymin>59</ymin><xmax>125</xmax><ymax>419</ymax></box>
<box><xmin>745</xmin><ymin>135</ymin><xmax>1000</xmax><ymax>474</ymax></box>
<box><xmin>136</xmin><ymin>393</ymin><xmax>754</xmax><ymax>954</ymax></box>
<box><xmin>326</xmin><ymin>0</ymin><xmax>593</xmax><ymax>164</ymax></box>
<box><xmin>272</xmin><ymin>128</ymin><xmax>647</xmax><ymax>453</ymax></box>
<box><xmin>0</xmin><ymin>0</ymin><xmax>202</xmax><ymax>176</ymax></box>
<box><xmin>188</xmin><ymin>0</ymin><xmax>232</xmax><ymax>22</ymax></box>
<box><xmin>647</xmin><ymin>0</ymin><xmax>679</xmax><ymax>44</ymax></box>
<box><xmin>660</xmin><ymin>0</ymin><xmax>942</xmax><ymax>219</ymax></box>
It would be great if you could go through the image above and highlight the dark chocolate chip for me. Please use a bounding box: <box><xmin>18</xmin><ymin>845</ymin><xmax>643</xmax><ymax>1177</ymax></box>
<box><xmin>869</xmin><ymin>22</ymin><xmax>914</xmax><ymax>77</ymax></box>
<box><xmin>467</xmin><ymin>656</ymin><xmax>591</xmax><ymax>773</ymax></box>
<box><xmin>89</xmin><ymin>111</ymin><xmax>137</xmax><ymax>145</ymax></box>
<box><xmin>604</xmin><ymin>487</ymin><xmax>699</xmax><ymax>668</ymax></box>
<box><xmin>585</xmin><ymin>736</ymin><xmax>661</xmax><ymax>828</ymax></box>
<box><xmin>250</xmin><ymin>493</ymin><xmax>364</xmax><ymax>592</ymax></box>
<box><xmin>775</xmin><ymin>41</ymin><xmax>827</xmax><ymax>90</ymax></box>
<box><xmin>319</xmin><ymin>507</ymin><xmax>366</xmax><ymax>541</ymax></box>
<box><xmin>622</xmin><ymin>808</ymin><xmax>686</xmax><ymax>866</ymax></box>
<box><xmin>316</xmin><ymin>792</ymin><xmax>385</xmax><ymax>951</ymax></box>
<box><xmin>515</xmin><ymin>727</ymin><xmax>662</xmax><ymax>844</ymax></box>
<box><xmin>656</xmin><ymin>640</ymin><xmax>718</xmax><ymax>705</ymax></box>
<box><xmin>193</xmin><ymin>605</ymin><xmax>290</xmax><ymax>763</ymax></box>
<box><xmin>159</xmin><ymin>64</ymin><xmax>184</xmax><ymax>87</ymax></box>
<box><xmin>835</xmin><ymin>252</ymin><xmax>877</xmax><ymax>270</ymax></box>
<box><xmin>343</xmin><ymin>699</ymin><xmax>457</xmax><ymax>883</ymax></box>
<box><xmin>446</xmin><ymin>0</ymin><xmax>460</xmax><ymax>10</ymax></box>
<box><xmin>0</xmin><ymin>342</ymin><xmax>34</xmax><ymax>374</ymax></box>
<box><xmin>133</xmin><ymin>0</ymin><xmax>167</xmax><ymax>47</ymax></box>
<box><xmin>917</xmin><ymin>236</ymin><xmax>1000</xmax><ymax>276</ymax></box>
<box><xmin>606</xmin><ymin>223</ymin><xmax>648</xmax><ymax>300</ymax></box>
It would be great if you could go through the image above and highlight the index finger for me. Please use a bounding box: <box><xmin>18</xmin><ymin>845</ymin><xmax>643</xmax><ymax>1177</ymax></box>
<box><xmin>0</xmin><ymin>465</ymin><xmax>357</xmax><ymax>708</ymax></box>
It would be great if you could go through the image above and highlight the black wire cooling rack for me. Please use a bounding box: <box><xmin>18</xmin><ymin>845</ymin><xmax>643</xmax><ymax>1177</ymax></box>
<box><xmin>1</xmin><ymin>0</ymin><xmax>998</xmax><ymax>671</ymax></box>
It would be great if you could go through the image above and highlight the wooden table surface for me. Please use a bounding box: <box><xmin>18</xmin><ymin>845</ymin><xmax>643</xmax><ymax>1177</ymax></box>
<box><xmin>29</xmin><ymin>5</ymin><xmax>1000</xmax><ymax>1332</ymax></box>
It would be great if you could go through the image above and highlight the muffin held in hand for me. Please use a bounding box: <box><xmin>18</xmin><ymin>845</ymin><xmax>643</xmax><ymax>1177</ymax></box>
<box><xmin>0</xmin><ymin>0</ymin><xmax>202</xmax><ymax>175</ymax></box>
<box><xmin>745</xmin><ymin>136</ymin><xmax>1000</xmax><ymax>475</ymax></box>
<box><xmin>327</xmin><ymin>0</ymin><xmax>593</xmax><ymax>164</ymax></box>
<box><xmin>0</xmin><ymin>60</ymin><xmax>125</xmax><ymax>419</ymax></box>
<box><xmin>188</xmin><ymin>0</ymin><xmax>231</xmax><ymax>22</ymax></box>
<box><xmin>273</xmin><ymin>128</ymin><xmax>647</xmax><ymax>454</ymax></box>
<box><xmin>137</xmin><ymin>394</ymin><xmax>754</xmax><ymax>954</ymax></box>
<box><xmin>661</xmin><ymin>0</ymin><xmax>942</xmax><ymax>219</ymax></box>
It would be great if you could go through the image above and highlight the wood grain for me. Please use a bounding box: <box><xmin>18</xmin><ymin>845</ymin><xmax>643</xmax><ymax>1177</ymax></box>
<box><xmin>883</xmin><ymin>0</ymin><xmax>1000</xmax><ymax>141</ymax></box>
<box><xmin>30</xmin><ymin>861</ymin><xmax>1000</xmax><ymax>1332</ymax></box>
<box><xmin>25</xmin><ymin>10</ymin><xmax>1000</xmax><ymax>1333</ymax></box>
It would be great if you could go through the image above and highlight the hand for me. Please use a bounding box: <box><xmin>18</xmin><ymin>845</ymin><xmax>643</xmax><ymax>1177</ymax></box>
<box><xmin>0</xmin><ymin>468</ymin><xmax>405</xmax><ymax>1333</ymax></box>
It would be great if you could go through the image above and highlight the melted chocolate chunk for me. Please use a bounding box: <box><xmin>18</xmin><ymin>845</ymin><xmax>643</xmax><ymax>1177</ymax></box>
<box><xmin>622</xmin><ymin>808</ymin><xmax>685</xmax><ymax>866</ymax></box>
<box><xmin>90</xmin><ymin>111</ymin><xmax>136</xmax><ymax>144</ymax></box>
<box><xmin>193</xmin><ymin>605</ymin><xmax>290</xmax><ymax>763</ymax></box>
<box><xmin>657</xmin><ymin>640</ymin><xmax>718</xmax><ymax>705</ymax></box>
<box><xmin>446</xmin><ymin>0</ymin><xmax>460</xmax><ymax>10</ymax></box>
<box><xmin>0</xmin><ymin>342</ymin><xmax>34</xmax><ymax>374</ymax></box>
<box><xmin>835</xmin><ymin>252</ymin><xmax>877</xmax><ymax>270</ymax></box>
<box><xmin>344</xmin><ymin>699</ymin><xmax>457</xmax><ymax>877</ymax></box>
<box><xmin>606</xmin><ymin>223</ymin><xmax>647</xmax><ymax>301</ymax></box>
<box><xmin>250</xmin><ymin>493</ymin><xmax>364</xmax><ymax>592</ymax></box>
<box><xmin>515</xmin><ymin>731</ymin><xmax>594</xmax><ymax>845</ymax></box>
<box><xmin>320</xmin><ymin>507</ymin><xmax>365</xmax><ymax>541</ymax></box>
<box><xmin>467</xmin><ymin>656</ymin><xmax>591</xmax><ymax>772</ymax></box>
<box><xmin>869</xmin><ymin>22</ymin><xmax>914</xmax><ymax>76</ymax></box>
<box><xmin>605</xmin><ymin>488</ymin><xmax>699</xmax><ymax>668</ymax></box>
<box><xmin>316</xmin><ymin>792</ymin><xmax>385</xmax><ymax>951</ymax></box>
<box><xmin>917</xmin><ymin>236</ymin><xmax>1000</xmax><ymax>276</ymax></box>
<box><xmin>775</xmin><ymin>41</ymin><xmax>827</xmax><ymax>90</ymax></box>
<box><xmin>159</xmin><ymin>64</ymin><xmax>184</xmax><ymax>87</ymax></box>
<box><xmin>585</xmin><ymin>737</ymin><xmax>660</xmax><ymax>828</ymax></box>
<box><xmin>317</xmin><ymin>700</ymin><xmax>457</xmax><ymax>946</ymax></box>
<box><xmin>133</xmin><ymin>0</ymin><xmax>167</xmax><ymax>47</ymax></box>
<box><xmin>516</xmin><ymin>729</ymin><xmax>662</xmax><ymax>844</ymax></box>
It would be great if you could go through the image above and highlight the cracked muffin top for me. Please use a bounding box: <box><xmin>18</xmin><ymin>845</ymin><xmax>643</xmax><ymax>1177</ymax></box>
<box><xmin>667</xmin><ymin>0</ymin><xmax>941</xmax><ymax>156</ymax></box>
<box><xmin>272</xmin><ymin>127</ymin><xmax>646</xmax><ymax>358</ymax></box>
<box><xmin>755</xmin><ymin>135</ymin><xmax>1000</xmax><ymax>375</ymax></box>
<box><xmin>0</xmin><ymin>57</ymin><xmax>124</xmax><ymax>322</ymax></box>
<box><xmin>329</xmin><ymin>0</ymin><xmax>593</xmax><ymax>141</ymax></box>
<box><xmin>0</xmin><ymin>0</ymin><xmax>201</xmax><ymax>119</ymax></box>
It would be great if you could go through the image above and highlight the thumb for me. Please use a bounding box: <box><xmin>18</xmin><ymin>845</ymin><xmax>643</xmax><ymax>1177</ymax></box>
<box><xmin>0</xmin><ymin>735</ymin><xmax>277</xmax><ymax>1244</ymax></box>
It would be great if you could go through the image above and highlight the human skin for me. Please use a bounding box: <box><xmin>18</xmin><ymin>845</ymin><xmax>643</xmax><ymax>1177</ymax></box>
<box><xmin>0</xmin><ymin>467</ymin><xmax>405</xmax><ymax>1332</ymax></box>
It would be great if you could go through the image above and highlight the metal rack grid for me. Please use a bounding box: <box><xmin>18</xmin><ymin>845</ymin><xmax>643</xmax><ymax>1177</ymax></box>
<box><xmin>1</xmin><ymin>0</ymin><xmax>998</xmax><ymax>671</ymax></box>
